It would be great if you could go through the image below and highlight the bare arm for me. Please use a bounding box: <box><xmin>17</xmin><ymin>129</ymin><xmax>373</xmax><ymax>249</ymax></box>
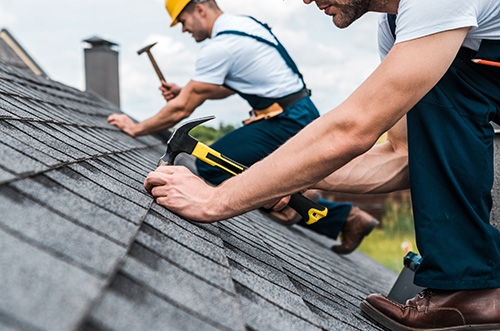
<box><xmin>145</xmin><ymin>27</ymin><xmax>469</xmax><ymax>222</ymax></box>
<box><xmin>107</xmin><ymin>80</ymin><xmax>233</xmax><ymax>137</ymax></box>
<box><xmin>315</xmin><ymin>116</ymin><xmax>409</xmax><ymax>194</ymax></box>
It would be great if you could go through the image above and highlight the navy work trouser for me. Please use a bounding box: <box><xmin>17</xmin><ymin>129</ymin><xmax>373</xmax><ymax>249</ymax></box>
<box><xmin>409</xmin><ymin>43</ymin><xmax>500</xmax><ymax>290</ymax></box>
<box><xmin>196</xmin><ymin>96</ymin><xmax>351</xmax><ymax>238</ymax></box>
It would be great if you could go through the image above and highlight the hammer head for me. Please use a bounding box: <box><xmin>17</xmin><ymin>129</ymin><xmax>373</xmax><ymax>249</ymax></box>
<box><xmin>137</xmin><ymin>42</ymin><xmax>157</xmax><ymax>55</ymax></box>
<box><xmin>158</xmin><ymin>115</ymin><xmax>215</xmax><ymax>166</ymax></box>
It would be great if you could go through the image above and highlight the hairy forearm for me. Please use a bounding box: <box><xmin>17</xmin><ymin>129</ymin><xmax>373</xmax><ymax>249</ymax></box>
<box><xmin>315</xmin><ymin>141</ymin><xmax>409</xmax><ymax>194</ymax></box>
<box><xmin>315</xmin><ymin>116</ymin><xmax>409</xmax><ymax>194</ymax></box>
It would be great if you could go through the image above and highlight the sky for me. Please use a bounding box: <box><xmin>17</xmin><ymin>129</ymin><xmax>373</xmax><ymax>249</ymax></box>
<box><xmin>1</xmin><ymin>0</ymin><xmax>381</xmax><ymax>127</ymax></box>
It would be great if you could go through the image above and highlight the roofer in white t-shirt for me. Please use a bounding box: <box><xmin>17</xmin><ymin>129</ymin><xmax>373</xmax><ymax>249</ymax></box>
<box><xmin>108</xmin><ymin>0</ymin><xmax>379</xmax><ymax>255</ymax></box>
<box><xmin>144</xmin><ymin>0</ymin><xmax>500</xmax><ymax>329</ymax></box>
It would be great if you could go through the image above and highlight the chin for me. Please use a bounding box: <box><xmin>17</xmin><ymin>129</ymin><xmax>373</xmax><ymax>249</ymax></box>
<box><xmin>332</xmin><ymin>16</ymin><xmax>354</xmax><ymax>29</ymax></box>
<box><xmin>195</xmin><ymin>36</ymin><xmax>208</xmax><ymax>43</ymax></box>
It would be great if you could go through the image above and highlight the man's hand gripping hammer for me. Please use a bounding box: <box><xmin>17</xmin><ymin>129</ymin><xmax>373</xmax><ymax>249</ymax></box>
<box><xmin>157</xmin><ymin>115</ymin><xmax>328</xmax><ymax>225</ymax></box>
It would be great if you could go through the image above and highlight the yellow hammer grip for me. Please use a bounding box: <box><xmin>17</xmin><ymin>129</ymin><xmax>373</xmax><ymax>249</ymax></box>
<box><xmin>307</xmin><ymin>207</ymin><xmax>328</xmax><ymax>225</ymax></box>
<box><xmin>192</xmin><ymin>142</ymin><xmax>246</xmax><ymax>175</ymax></box>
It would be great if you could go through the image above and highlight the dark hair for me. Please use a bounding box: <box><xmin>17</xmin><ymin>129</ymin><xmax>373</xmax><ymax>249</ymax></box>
<box><xmin>183</xmin><ymin>0</ymin><xmax>219</xmax><ymax>14</ymax></box>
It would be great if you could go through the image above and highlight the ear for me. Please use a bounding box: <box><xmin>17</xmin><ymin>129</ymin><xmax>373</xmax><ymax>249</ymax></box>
<box><xmin>194</xmin><ymin>3</ymin><xmax>207</xmax><ymax>18</ymax></box>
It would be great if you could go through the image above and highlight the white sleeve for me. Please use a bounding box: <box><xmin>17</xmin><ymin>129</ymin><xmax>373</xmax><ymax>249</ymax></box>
<box><xmin>378</xmin><ymin>14</ymin><xmax>395</xmax><ymax>61</ymax></box>
<box><xmin>191</xmin><ymin>42</ymin><xmax>234</xmax><ymax>85</ymax></box>
<box><xmin>395</xmin><ymin>0</ymin><xmax>478</xmax><ymax>44</ymax></box>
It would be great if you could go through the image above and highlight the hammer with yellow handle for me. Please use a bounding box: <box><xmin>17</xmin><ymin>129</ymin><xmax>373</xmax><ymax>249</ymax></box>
<box><xmin>158</xmin><ymin>115</ymin><xmax>327</xmax><ymax>225</ymax></box>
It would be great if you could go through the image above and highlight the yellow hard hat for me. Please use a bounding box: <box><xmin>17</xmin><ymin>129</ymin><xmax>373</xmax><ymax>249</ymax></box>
<box><xmin>165</xmin><ymin>0</ymin><xmax>191</xmax><ymax>27</ymax></box>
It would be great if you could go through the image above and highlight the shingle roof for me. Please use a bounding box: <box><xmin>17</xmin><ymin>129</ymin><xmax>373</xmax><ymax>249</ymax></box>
<box><xmin>0</xmin><ymin>29</ymin><xmax>48</xmax><ymax>78</ymax></box>
<box><xmin>0</xmin><ymin>42</ymin><xmax>398</xmax><ymax>331</ymax></box>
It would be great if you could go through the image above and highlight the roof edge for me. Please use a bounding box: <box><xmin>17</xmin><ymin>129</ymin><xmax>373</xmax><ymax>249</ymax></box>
<box><xmin>0</xmin><ymin>28</ymin><xmax>48</xmax><ymax>78</ymax></box>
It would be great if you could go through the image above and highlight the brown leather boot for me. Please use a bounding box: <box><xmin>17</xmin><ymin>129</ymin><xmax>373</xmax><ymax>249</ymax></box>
<box><xmin>331</xmin><ymin>206</ymin><xmax>379</xmax><ymax>254</ymax></box>
<box><xmin>360</xmin><ymin>288</ymin><xmax>500</xmax><ymax>330</ymax></box>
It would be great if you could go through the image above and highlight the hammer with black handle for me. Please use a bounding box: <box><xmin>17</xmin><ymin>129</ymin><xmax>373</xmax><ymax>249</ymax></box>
<box><xmin>157</xmin><ymin>115</ymin><xmax>328</xmax><ymax>225</ymax></box>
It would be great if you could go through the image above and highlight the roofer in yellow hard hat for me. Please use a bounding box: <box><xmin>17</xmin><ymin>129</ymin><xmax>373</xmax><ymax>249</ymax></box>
<box><xmin>108</xmin><ymin>0</ymin><xmax>379</xmax><ymax>254</ymax></box>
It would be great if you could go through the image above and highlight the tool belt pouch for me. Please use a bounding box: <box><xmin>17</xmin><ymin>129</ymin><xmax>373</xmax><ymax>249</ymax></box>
<box><xmin>243</xmin><ymin>102</ymin><xmax>284</xmax><ymax>125</ymax></box>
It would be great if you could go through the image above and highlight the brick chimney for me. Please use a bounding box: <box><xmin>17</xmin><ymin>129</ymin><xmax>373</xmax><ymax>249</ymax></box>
<box><xmin>83</xmin><ymin>36</ymin><xmax>120</xmax><ymax>107</ymax></box>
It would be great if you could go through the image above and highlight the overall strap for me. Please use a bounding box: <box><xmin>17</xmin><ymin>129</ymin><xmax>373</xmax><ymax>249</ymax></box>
<box><xmin>215</xmin><ymin>16</ymin><xmax>306</xmax><ymax>88</ymax></box>
<box><xmin>387</xmin><ymin>14</ymin><xmax>397</xmax><ymax>40</ymax></box>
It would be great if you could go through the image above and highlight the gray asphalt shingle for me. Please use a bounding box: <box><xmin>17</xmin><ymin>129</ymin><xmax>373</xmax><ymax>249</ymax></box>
<box><xmin>0</xmin><ymin>37</ymin><xmax>400</xmax><ymax>331</ymax></box>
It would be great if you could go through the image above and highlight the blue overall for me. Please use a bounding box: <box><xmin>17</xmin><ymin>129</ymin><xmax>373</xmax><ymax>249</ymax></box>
<box><xmin>195</xmin><ymin>17</ymin><xmax>352</xmax><ymax>237</ymax></box>
<box><xmin>389</xmin><ymin>15</ymin><xmax>500</xmax><ymax>290</ymax></box>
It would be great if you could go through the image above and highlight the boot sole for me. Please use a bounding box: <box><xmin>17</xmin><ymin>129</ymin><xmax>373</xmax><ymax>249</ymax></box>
<box><xmin>360</xmin><ymin>300</ymin><xmax>500</xmax><ymax>331</ymax></box>
<box><xmin>331</xmin><ymin>219</ymin><xmax>379</xmax><ymax>254</ymax></box>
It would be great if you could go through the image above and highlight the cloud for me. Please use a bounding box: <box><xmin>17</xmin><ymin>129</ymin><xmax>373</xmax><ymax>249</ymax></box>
<box><xmin>217</xmin><ymin>0</ymin><xmax>303</xmax><ymax>25</ymax></box>
<box><xmin>142</xmin><ymin>34</ymin><xmax>197</xmax><ymax>78</ymax></box>
<box><xmin>0</xmin><ymin>6</ymin><xmax>17</xmax><ymax>27</ymax></box>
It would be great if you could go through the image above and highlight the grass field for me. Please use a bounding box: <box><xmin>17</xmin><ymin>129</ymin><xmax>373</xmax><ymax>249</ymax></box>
<box><xmin>358</xmin><ymin>230</ymin><xmax>418</xmax><ymax>272</ymax></box>
<box><xmin>357</xmin><ymin>196</ymin><xmax>418</xmax><ymax>273</ymax></box>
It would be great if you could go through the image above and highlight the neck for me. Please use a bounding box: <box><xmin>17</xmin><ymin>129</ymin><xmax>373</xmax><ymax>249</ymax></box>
<box><xmin>207</xmin><ymin>10</ymin><xmax>223</xmax><ymax>37</ymax></box>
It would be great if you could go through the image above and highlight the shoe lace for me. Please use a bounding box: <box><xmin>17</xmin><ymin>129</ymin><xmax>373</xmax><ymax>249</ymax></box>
<box><xmin>417</xmin><ymin>289</ymin><xmax>433</xmax><ymax>314</ymax></box>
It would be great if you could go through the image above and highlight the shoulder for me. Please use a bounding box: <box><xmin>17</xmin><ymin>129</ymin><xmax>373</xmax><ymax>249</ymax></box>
<box><xmin>198</xmin><ymin>38</ymin><xmax>231</xmax><ymax>62</ymax></box>
<box><xmin>395</xmin><ymin>0</ymin><xmax>479</xmax><ymax>43</ymax></box>
<box><xmin>212</xmin><ymin>14</ymin><xmax>275</xmax><ymax>43</ymax></box>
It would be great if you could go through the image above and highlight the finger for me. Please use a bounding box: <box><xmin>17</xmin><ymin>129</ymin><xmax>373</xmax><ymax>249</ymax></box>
<box><xmin>269</xmin><ymin>206</ymin><xmax>299</xmax><ymax>223</ymax></box>
<box><xmin>151</xmin><ymin>185</ymin><xmax>169</xmax><ymax>198</ymax></box>
<box><xmin>269</xmin><ymin>210</ymin><xmax>288</xmax><ymax>222</ymax></box>
<box><xmin>156</xmin><ymin>196</ymin><xmax>170</xmax><ymax>208</ymax></box>
<box><xmin>271</xmin><ymin>196</ymin><xmax>291</xmax><ymax>211</ymax></box>
<box><xmin>155</xmin><ymin>165</ymin><xmax>189</xmax><ymax>175</ymax></box>
<box><xmin>144</xmin><ymin>172</ymin><xmax>168</xmax><ymax>192</ymax></box>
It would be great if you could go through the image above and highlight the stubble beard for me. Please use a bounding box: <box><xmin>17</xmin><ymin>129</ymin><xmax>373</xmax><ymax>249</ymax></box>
<box><xmin>332</xmin><ymin>0</ymin><xmax>371</xmax><ymax>28</ymax></box>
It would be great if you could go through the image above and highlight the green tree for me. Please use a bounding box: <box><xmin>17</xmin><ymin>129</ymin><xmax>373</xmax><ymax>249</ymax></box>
<box><xmin>190</xmin><ymin>122</ymin><xmax>236</xmax><ymax>144</ymax></box>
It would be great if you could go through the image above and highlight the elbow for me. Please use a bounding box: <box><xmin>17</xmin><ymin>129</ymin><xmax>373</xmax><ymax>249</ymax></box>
<box><xmin>174</xmin><ymin>108</ymin><xmax>191</xmax><ymax>122</ymax></box>
<box><xmin>166</xmin><ymin>101</ymin><xmax>192</xmax><ymax>123</ymax></box>
<box><xmin>339</xmin><ymin>120</ymin><xmax>383</xmax><ymax>161</ymax></box>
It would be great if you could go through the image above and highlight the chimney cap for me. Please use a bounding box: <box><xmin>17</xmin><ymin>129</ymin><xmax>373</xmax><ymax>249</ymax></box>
<box><xmin>83</xmin><ymin>36</ymin><xmax>118</xmax><ymax>49</ymax></box>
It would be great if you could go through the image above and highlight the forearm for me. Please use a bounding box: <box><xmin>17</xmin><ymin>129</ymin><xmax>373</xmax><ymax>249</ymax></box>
<box><xmin>133</xmin><ymin>80</ymin><xmax>217</xmax><ymax>136</ymax></box>
<box><xmin>133</xmin><ymin>102</ymin><xmax>191</xmax><ymax>136</ymax></box>
<box><xmin>316</xmin><ymin>117</ymin><xmax>409</xmax><ymax>194</ymax></box>
<box><xmin>315</xmin><ymin>141</ymin><xmax>409</xmax><ymax>193</ymax></box>
<box><xmin>210</xmin><ymin>107</ymin><xmax>385</xmax><ymax>218</ymax></box>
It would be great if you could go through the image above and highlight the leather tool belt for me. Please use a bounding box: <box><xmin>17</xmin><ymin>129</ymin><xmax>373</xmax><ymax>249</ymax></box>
<box><xmin>243</xmin><ymin>88</ymin><xmax>310</xmax><ymax>125</ymax></box>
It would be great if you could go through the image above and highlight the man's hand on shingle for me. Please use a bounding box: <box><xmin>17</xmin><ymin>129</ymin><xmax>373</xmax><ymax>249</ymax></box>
<box><xmin>107</xmin><ymin>113</ymin><xmax>138</xmax><ymax>137</ymax></box>
<box><xmin>144</xmin><ymin>165</ymin><xmax>223</xmax><ymax>222</ymax></box>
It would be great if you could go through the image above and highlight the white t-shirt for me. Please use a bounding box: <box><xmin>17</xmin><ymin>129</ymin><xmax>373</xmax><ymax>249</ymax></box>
<box><xmin>378</xmin><ymin>0</ymin><xmax>500</xmax><ymax>59</ymax></box>
<box><xmin>192</xmin><ymin>14</ymin><xmax>303</xmax><ymax>98</ymax></box>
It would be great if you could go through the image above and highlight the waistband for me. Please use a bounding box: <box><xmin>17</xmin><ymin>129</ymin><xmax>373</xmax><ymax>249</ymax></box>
<box><xmin>265</xmin><ymin>87</ymin><xmax>310</xmax><ymax>111</ymax></box>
